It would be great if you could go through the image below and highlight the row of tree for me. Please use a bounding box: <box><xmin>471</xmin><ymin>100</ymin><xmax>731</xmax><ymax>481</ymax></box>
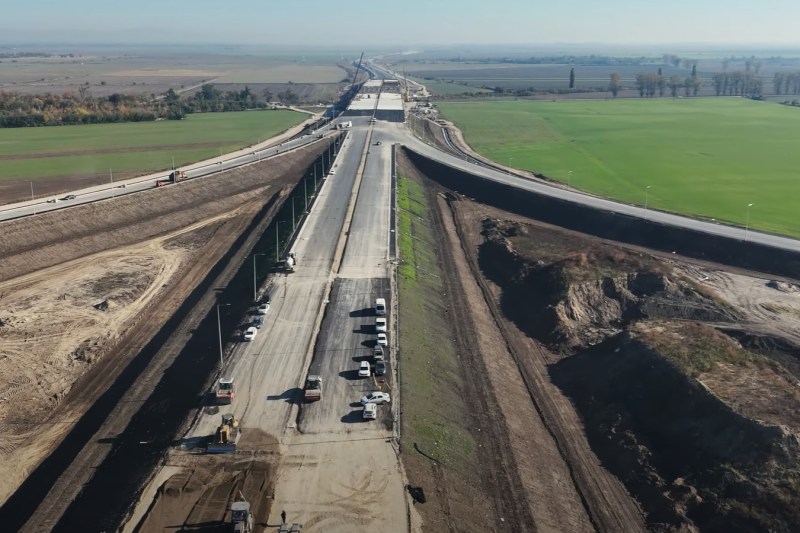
<box><xmin>772</xmin><ymin>72</ymin><xmax>800</xmax><ymax>95</ymax></box>
<box><xmin>710</xmin><ymin>72</ymin><xmax>764</xmax><ymax>97</ymax></box>
<box><xmin>626</xmin><ymin>66</ymin><xmax>702</xmax><ymax>98</ymax></box>
<box><xmin>0</xmin><ymin>83</ymin><xmax>299</xmax><ymax>128</ymax></box>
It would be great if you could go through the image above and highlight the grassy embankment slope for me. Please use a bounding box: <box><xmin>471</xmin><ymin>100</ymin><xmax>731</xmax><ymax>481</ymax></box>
<box><xmin>0</xmin><ymin>110</ymin><xmax>305</xmax><ymax>181</ymax></box>
<box><xmin>440</xmin><ymin>99</ymin><xmax>800</xmax><ymax>237</ymax></box>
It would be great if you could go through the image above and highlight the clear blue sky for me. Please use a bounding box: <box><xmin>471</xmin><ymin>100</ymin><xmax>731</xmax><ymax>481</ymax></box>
<box><xmin>3</xmin><ymin>0</ymin><xmax>799</xmax><ymax>46</ymax></box>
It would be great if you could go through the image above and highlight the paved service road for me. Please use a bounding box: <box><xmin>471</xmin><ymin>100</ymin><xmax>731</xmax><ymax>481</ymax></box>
<box><xmin>0</xmin><ymin>128</ymin><xmax>332</xmax><ymax>222</ymax></box>
<box><xmin>371</xmin><ymin>119</ymin><xmax>800</xmax><ymax>254</ymax></box>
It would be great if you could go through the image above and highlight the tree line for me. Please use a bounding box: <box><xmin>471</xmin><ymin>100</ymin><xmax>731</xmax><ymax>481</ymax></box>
<box><xmin>709</xmin><ymin>72</ymin><xmax>763</xmax><ymax>97</ymax></box>
<box><xmin>621</xmin><ymin>66</ymin><xmax>702</xmax><ymax>98</ymax></box>
<box><xmin>0</xmin><ymin>83</ymin><xmax>297</xmax><ymax>128</ymax></box>
<box><xmin>772</xmin><ymin>72</ymin><xmax>800</xmax><ymax>95</ymax></box>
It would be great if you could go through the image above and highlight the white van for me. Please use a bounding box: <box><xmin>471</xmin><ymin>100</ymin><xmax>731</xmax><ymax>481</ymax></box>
<box><xmin>363</xmin><ymin>403</ymin><xmax>377</xmax><ymax>420</ymax></box>
<box><xmin>375</xmin><ymin>298</ymin><xmax>386</xmax><ymax>316</ymax></box>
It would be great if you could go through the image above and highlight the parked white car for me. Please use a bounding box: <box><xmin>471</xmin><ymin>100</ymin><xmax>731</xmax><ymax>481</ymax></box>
<box><xmin>377</xmin><ymin>333</ymin><xmax>388</xmax><ymax>346</ymax></box>
<box><xmin>360</xmin><ymin>391</ymin><xmax>391</xmax><ymax>405</ymax></box>
<box><xmin>375</xmin><ymin>318</ymin><xmax>387</xmax><ymax>333</ymax></box>
<box><xmin>363</xmin><ymin>403</ymin><xmax>377</xmax><ymax>420</ymax></box>
<box><xmin>243</xmin><ymin>326</ymin><xmax>258</xmax><ymax>341</ymax></box>
<box><xmin>256</xmin><ymin>303</ymin><xmax>270</xmax><ymax>315</ymax></box>
<box><xmin>358</xmin><ymin>361</ymin><xmax>371</xmax><ymax>377</ymax></box>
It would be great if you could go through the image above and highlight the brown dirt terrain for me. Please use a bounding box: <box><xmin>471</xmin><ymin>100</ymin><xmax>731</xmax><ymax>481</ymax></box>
<box><xmin>0</xmin><ymin>145</ymin><xmax>327</xmax><ymax>510</ymax></box>
<box><xmin>445</xmin><ymin>198</ymin><xmax>800</xmax><ymax>532</ymax></box>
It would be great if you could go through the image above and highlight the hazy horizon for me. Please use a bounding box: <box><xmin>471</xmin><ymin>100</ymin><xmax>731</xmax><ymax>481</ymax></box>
<box><xmin>3</xmin><ymin>0</ymin><xmax>800</xmax><ymax>48</ymax></box>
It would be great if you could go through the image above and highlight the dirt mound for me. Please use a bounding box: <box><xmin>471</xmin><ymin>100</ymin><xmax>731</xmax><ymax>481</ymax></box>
<box><xmin>478</xmin><ymin>219</ymin><xmax>737</xmax><ymax>353</ymax></box>
<box><xmin>551</xmin><ymin>330</ymin><xmax>800</xmax><ymax>532</ymax></box>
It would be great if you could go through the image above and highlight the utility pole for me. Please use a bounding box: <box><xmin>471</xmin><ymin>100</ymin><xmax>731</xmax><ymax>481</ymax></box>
<box><xmin>111</xmin><ymin>169</ymin><xmax>115</xmax><ymax>199</ymax></box>
<box><xmin>30</xmin><ymin>181</ymin><xmax>36</xmax><ymax>216</ymax></box>
<box><xmin>745</xmin><ymin>203</ymin><xmax>754</xmax><ymax>242</ymax></box>
<box><xmin>304</xmin><ymin>177</ymin><xmax>308</xmax><ymax>211</ymax></box>
<box><xmin>644</xmin><ymin>186</ymin><xmax>652</xmax><ymax>220</ymax></box>
<box><xmin>216</xmin><ymin>303</ymin><xmax>231</xmax><ymax>368</ymax></box>
<box><xmin>252</xmin><ymin>253</ymin><xmax>265</xmax><ymax>301</ymax></box>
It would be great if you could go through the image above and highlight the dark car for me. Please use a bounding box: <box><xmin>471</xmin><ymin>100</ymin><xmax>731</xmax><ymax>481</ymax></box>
<box><xmin>375</xmin><ymin>360</ymin><xmax>386</xmax><ymax>376</ymax></box>
<box><xmin>62</xmin><ymin>194</ymin><xmax>76</xmax><ymax>201</ymax></box>
<box><xmin>253</xmin><ymin>316</ymin><xmax>264</xmax><ymax>329</ymax></box>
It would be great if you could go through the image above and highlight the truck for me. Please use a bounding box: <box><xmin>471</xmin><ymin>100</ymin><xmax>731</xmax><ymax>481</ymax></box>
<box><xmin>169</xmin><ymin>170</ymin><xmax>187</xmax><ymax>182</ymax></box>
<box><xmin>230</xmin><ymin>496</ymin><xmax>254</xmax><ymax>533</ymax></box>
<box><xmin>303</xmin><ymin>375</ymin><xmax>322</xmax><ymax>402</ymax></box>
<box><xmin>336</xmin><ymin>121</ymin><xmax>352</xmax><ymax>130</ymax></box>
<box><xmin>216</xmin><ymin>377</ymin><xmax>236</xmax><ymax>404</ymax></box>
<box><xmin>207</xmin><ymin>413</ymin><xmax>240</xmax><ymax>453</ymax></box>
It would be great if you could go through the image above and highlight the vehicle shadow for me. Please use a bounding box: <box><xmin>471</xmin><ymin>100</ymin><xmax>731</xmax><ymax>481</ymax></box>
<box><xmin>339</xmin><ymin>369</ymin><xmax>364</xmax><ymax>381</ymax></box>
<box><xmin>361</xmin><ymin>339</ymin><xmax>378</xmax><ymax>348</ymax></box>
<box><xmin>267</xmin><ymin>387</ymin><xmax>303</xmax><ymax>404</ymax></box>
<box><xmin>349</xmin><ymin>308</ymin><xmax>374</xmax><ymax>318</ymax></box>
<box><xmin>341</xmin><ymin>410</ymin><xmax>368</xmax><ymax>423</ymax></box>
<box><xmin>352</xmin><ymin>354</ymin><xmax>372</xmax><ymax>362</ymax></box>
<box><xmin>352</xmin><ymin>324</ymin><xmax>374</xmax><ymax>334</ymax></box>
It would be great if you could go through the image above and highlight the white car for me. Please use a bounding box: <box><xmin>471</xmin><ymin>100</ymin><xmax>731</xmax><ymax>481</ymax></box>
<box><xmin>328</xmin><ymin>169</ymin><xmax>335</xmax><ymax>176</ymax></box>
<box><xmin>377</xmin><ymin>333</ymin><xmax>388</xmax><ymax>346</ymax></box>
<box><xmin>243</xmin><ymin>326</ymin><xmax>257</xmax><ymax>341</ymax></box>
<box><xmin>360</xmin><ymin>391</ymin><xmax>391</xmax><ymax>405</ymax></box>
<box><xmin>256</xmin><ymin>303</ymin><xmax>270</xmax><ymax>315</ymax></box>
<box><xmin>375</xmin><ymin>318</ymin><xmax>387</xmax><ymax>333</ymax></box>
<box><xmin>363</xmin><ymin>403</ymin><xmax>377</xmax><ymax>420</ymax></box>
<box><xmin>358</xmin><ymin>361</ymin><xmax>371</xmax><ymax>377</ymax></box>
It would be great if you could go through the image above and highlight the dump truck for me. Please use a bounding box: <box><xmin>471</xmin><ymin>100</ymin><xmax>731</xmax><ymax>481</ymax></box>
<box><xmin>230</xmin><ymin>496</ymin><xmax>254</xmax><ymax>533</ymax></box>
<box><xmin>170</xmin><ymin>170</ymin><xmax>187</xmax><ymax>182</ymax></box>
<box><xmin>216</xmin><ymin>377</ymin><xmax>235</xmax><ymax>405</ymax></box>
<box><xmin>207</xmin><ymin>413</ymin><xmax>240</xmax><ymax>453</ymax></box>
<box><xmin>303</xmin><ymin>375</ymin><xmax>322</xmax><ymax>402</ymax></box>
<box><xmin>337</xmin><ymin>121</ymin><xmax>352</xmax><ymax>130</ymax></box>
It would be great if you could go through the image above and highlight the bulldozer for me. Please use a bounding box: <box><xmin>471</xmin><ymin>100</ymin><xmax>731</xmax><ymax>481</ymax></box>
<box><xmin>207</xmin><ymin>413</ymin><xmax>240</xmax><ymax>453</ymax></box>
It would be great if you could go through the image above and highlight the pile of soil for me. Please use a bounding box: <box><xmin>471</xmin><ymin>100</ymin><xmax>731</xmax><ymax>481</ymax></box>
<box><xmin>477</xmin><ymin>217</ymin><xmax>800</xmax><ymax>532</ymax></box>
<box><xmin>478</xmin><ymin>219</ymin><xmax>738</xmax><ymax>354</ymax></box>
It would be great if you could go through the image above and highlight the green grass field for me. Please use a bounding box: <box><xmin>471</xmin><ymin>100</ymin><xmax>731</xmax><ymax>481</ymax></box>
<box><xmin>0</xmin><ymin>110</ymin><xmax>305</xmax><ymax>181</ymax></box>
<box><xmin>439</xmin><ymin>99</ymin><xmax>800</xmax><ymax>237</ymax></box>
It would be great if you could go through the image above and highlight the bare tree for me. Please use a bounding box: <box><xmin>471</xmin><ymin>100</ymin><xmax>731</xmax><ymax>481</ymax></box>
<box><xmin>609</xmin><ymin>73</ymin><xmax>622</xmax><ymax>98</ymax></box>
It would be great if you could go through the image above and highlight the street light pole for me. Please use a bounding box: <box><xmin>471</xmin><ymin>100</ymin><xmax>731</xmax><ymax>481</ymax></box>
<box><xmin>30</xmin><ymin>181</ymin><xmax>36</xmax><ymax>216</ymax></box>
<box><xmin>745</xmin><ymin>203</ymin><xmax>754</xmax><ymax>242</ymax></box>
<box><xmin>252</xmin><ymin>253</ymin><xmax>265</xmax><ymax>301</ymax></box>
<box><xmin>216</xmin><ymin>303</ymin><xmax>231</xmax><ymax>368</ymax></box>
<box><xmin>508</xmin><ymin>157</ymin><xmax>513</xmax><ymax>176</ymax></box>
<box><xmin>644</xmin><ymin>186</ymin><xmax>652</xmax><ymax>220</ymax></box>
<box><xmin>568</xmin><ymin>170</ymin><xmax>573</xmax><ymax>188</ymax></box>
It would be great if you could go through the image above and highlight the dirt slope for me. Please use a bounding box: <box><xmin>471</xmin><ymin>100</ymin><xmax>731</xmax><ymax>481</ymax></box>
<box><xmin>0</xmin><ymin>146</ymin><xmax>325</xmax><ymax>509</ymax></box>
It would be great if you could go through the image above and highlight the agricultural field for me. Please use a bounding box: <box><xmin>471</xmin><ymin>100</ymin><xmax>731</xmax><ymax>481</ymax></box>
<box><xmin>0</xmin><ymin>48</ymin><xmax>354</xmax><ymax>96</ymax></box>
<box><xmin>0</xmin><ymin>110</ymin><xmax>305</xmax><ymax>183</ymax></box>
<box><xmin>439</xmin><ymin>98</ymin><xmax>800</xmax><ymax>237</ymax></box>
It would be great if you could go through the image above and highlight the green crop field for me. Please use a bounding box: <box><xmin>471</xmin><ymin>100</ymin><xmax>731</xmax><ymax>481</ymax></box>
<box><xmin>439</xmin><ymin>99</ymin><xmax>800</xmax><ymax>237</ymax></box>
<box><xmin>0</xmin><ymin>110</ymin><xmax>305</xmax><ymax>182</ymax></box>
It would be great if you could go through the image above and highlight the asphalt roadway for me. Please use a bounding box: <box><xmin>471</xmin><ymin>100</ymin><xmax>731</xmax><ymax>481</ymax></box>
<box><xmin>169</xmin><ymin>115</ymin><xmax>406</xmax><ymax>531</ymax></box>
<box><xmin>0</xmin><ymin>125</ymin><xmax>331</xmax><ymax>221</ymax></box>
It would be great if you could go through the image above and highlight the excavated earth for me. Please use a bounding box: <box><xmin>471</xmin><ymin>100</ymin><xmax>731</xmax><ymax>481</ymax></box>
<box><xmin>453</xmin><ymin>204</ymin><xmax>800</xmax><ymax>532</ymax></box>
<box><xmin>0</xmin><ymin>142</ymin><xmax>330</xmax><ymax>529</ymax></box>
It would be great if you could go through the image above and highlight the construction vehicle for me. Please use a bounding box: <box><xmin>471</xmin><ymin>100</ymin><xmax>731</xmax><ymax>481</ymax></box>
<box><xmin>230</xmin><ymin>494</ymin><xmax>254</xmax><ymax>532</ymax></box>
<box><xmin>303</xmin><ymin>375</ymin><xmax>322</xmax><ymax>402</ymax></box>
<box><xmin>336</xmin><ymin>121</ymin><xmax>352</xmax><ymax>130</ymax></box>
<box><xmin>216</xmin><ymin>377</ymin><xmax>236</xmax><ymax>404</ymax></box>
<box><xmin>170</xmin><ymin>170</ymin><xmax>187</xmax><ymax>182</ymax></box>
<box><xmin>277</xmin><ymin>524</ymin><xmax>302</xmax><ymax>532</ymax></box>
<box><xmin>207</xmin><ymin>413</ymin><xmax>240</xmax><ymax>453</ymax></box>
